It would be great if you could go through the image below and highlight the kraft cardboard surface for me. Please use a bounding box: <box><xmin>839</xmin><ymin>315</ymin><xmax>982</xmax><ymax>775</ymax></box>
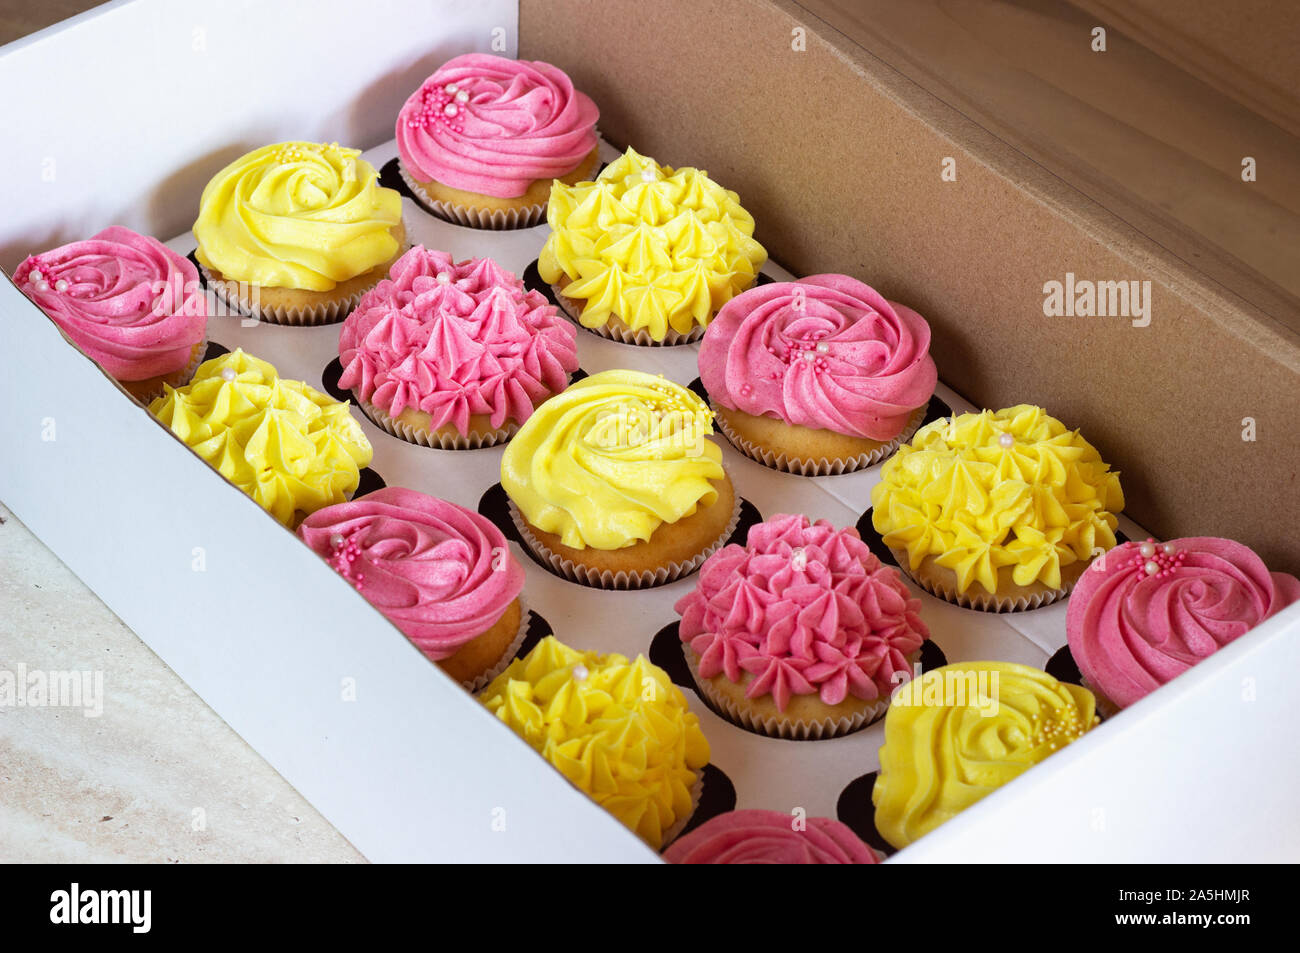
<box><xmin>519</xmin><ymin>0</ymin><xmax>1300</xmax><ymax>574</ymax></box>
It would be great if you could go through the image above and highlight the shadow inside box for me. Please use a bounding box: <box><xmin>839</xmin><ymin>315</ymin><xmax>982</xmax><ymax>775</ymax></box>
<box><xmin>476</xmin><ymin>483</ymin><xmax>763</xmax><ymax>591</ymax></box>
<box><xmin>836</xmin><ymin>771</ymin><xmax>897</xmax><ymax>859</ymax></box>
<box><xmin>649</xmin><ymin>620</ymin><xmax>948</xmax><ymax>741</ymax></box>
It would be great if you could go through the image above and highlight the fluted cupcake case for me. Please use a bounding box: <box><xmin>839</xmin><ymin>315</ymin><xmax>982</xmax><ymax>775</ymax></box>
<box><xmin>37</xmin><ymin>135</ymin><xmax>1163</xmax><ymax>860</ymax></box>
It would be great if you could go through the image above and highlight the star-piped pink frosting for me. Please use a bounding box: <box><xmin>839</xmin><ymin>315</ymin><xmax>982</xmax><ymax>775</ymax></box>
<box><xmin>395</xmin><ymin>53</ymin><xmax>599</xmax><ymax>198</ymax></box>
<box><xmin>664</xmin><ymin>809</ymin><xmax>878</xmax><ymax>864</ymax></box>
<box><xmin>1067</xmin><ymin>536</ymin><xmax>1300</xmax><ymax>709</ymax></box>
<box><xmin>298</xmin><ymin>488</ymin><xmax>525</xmax><ymax>661</ymax></box>
<box><xmin>698</xmin><ymin>274</ymin><xmax>936</xmax><ymax>440</ymax></box>
<box><xmin>13</xmin><ymin>226</ymin><xmax>207</xmax><ymax>381</ymax></box>
<box><xmin>338</xmin><ymin>246</ymin><xmax>578</xmax><ymax>434</ymax></box>
<box><xmin>675</xmin><ymin>514</ymin><xmax>928</xmax><ymax>711</ymax></box>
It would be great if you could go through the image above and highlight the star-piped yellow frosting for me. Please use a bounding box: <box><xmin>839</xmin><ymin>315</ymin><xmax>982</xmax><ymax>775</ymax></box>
<box><xmin>538</xmin><ymin>147</ymin><xmax>767</xmax><ymax>340</ymax></box>
<box><xmin>873</xmin><ymin>661</ymin><xmax>1098</xmax><ymax>848</ymax></box>
<box><xmin>480</xmin><ymin>635</ymin><xmax>710</xmax><ymax>849</ymax></box>
<box><xmin>149</xmin><ymin>349</ymin><xmax>373</xmax><ymax>526</ymax></box>
<box><xmin>870</xmin><ymin>405</ymin><xmax>1123</xmax><ymax>594</ymax></box>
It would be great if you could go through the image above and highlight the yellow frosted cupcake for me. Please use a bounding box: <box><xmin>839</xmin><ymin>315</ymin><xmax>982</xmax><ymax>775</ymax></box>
<box><xmin>538</xmin><ymin>147</ymin><xmax>767</xmax><ymax>345</ymax></box>
<box><xmin>194</xmin><ymin>141</ymin><xmax>405</xmax><ymax>325</ymax></box>
<box><xmin>871</xmin><ymin>405</ymin><xmax>1124</xmax><ymax>611</ymax></box>
<box><xmin>500</xmin><ymin>369</ymin><xmax>738</xmax><ymax>588</ymax></box>
<box><xmin>480</xmin><ymin>635</ymin><xmax>710</xmax><ymax>849</ymax></box>
<box><xmin>873</xmin><ymin>662</ymin><xmax>1098</xmax><ymax>849</ymax></box>
<box><xmin>150</xmin><ymin>349</ymin><xmax>373</xmax><ymax>527</ymax></box>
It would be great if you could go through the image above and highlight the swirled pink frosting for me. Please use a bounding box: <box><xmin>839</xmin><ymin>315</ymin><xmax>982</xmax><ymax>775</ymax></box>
<box><xmin>1067</xmin><ymin>537</ymin><xmax>1300</xmax><ymax>709</ymax></box>
<box><xmin>698</xmin><ymin>275</ymin><xmax>937</xmax><ymax>440</ymax></box>
<box><xmin>298</xmin><ymin>487</ymin><xmax>525</xmax><ymax>660</ymax></box>
<box><xmin>396</xmin><ymin>53</ymin><xmax>599</xmax><ymax>198</ymax></box>
<box><xmin>675</xmin><ymin>514</ymin><xmax>928</xmax><ymax>711</ymax></box>
<box><xmin>664</xmin><ymin>810</ymin><xmax>878</xmax><ymax>864</ymax></box>
<box><xmin>13</xmin><ymin>226</ymin><xmax>206</xmax><ymax>381</ymax></box>
<box><xmin>338</xmin><ymin>246</ymin><xmax>578</xmax><ymax>433</ymax></box>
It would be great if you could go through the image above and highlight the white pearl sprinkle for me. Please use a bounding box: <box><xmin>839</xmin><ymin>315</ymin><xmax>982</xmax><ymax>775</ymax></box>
<box><xmin>640</xmin><ymin>167</ymin><xmax>656</xmax><ymax>182</ymax></box>
<box><xmin>34</xmin><ymin>280</ymin><xmax>49</xmax><ymax>292</ymax></box>
<box><xmin>791</xmin><ymin>547</ymin><xmax>807</xmax><ymax>569</ymax></box>
<box><xmin>455</xmin><ymin>89</ymin><xmax>468</xmax><ymax>103</ymax></box>
<box><xmin>1139</xmin><ymin>542</ymin><xmax>1156</xmax><ymax>558</ymax></box>
<box><xmin>220</xmin><ymin>367</ymin><xmax>237</xmax><ymax>381</ymax></box>
<box><xmin>29</xmin><ymin>269</ymin><xmax>43</xmax><ymax>282</ymax></box>
<box><xmin>436</xmin><ymin>272</ymin><xmax>451</xmax><ymax>284</ymax></box>
<box><xmin>1162</xmin><ymin>543</ymin><xmax>1176</xmax><ymax>556</ymax></box>
<box><xmin>55</xmin><ymin>279</ymin><xmax>68</xmax><ymax>292</ymax></box>
<box><xmin>816</xmin><ymin>341</ymin><xmax>830</xmax><ymax>354</ymax></box>
<box><xmin>572</xmin><ymin>664</ymin><xmax>589</xmax><ymax>682</ymax></box>
<box><xmin>443</xmin><ymin>103</ymin><xmax>458</xmax><ymax>117</ymax></box>
<box><xmin>445</xmin><ymin>83</ymin><xmax>459</xmax><ymax>94</ymax></box>
<box><xmin>329</xmin><ymin>533</ymin><xmax>345</xmax><ymax>549</ymax></box>
<box><xmin>998</xmin><ymin>432</ymin><xmax>1015</xmax><ymax>449</ymax></box>
<box><xmin>802</xmin><ymin>350</ymin><xmax>816</xmax><ymax>362</ymax></box>
<box><xmin>1144</xmin><ymin>560</ymin><xmax>1160</xmax><ymax>576</ymax></box>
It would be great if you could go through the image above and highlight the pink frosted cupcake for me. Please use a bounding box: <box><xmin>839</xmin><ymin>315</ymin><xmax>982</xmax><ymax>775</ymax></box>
<box><xmin>1068</xmin><ymin>536</ymin><xmax>1300</xmax><ymax>713</ymax></box>
<box><xmin>664</xmin><ymin>810</ymin><xmax>879</xmax><ymax>864</ymax></box>
<box><xmin>338</xmin><ymin>246</ymin><xmax>579</xmax><ymax>449</ymax></box>
<box><xmin>699</xmin><ymin>275</ymin><xmax>936</xmax><ymax>474</ymax></box>
<box><xmin>13</xmin><ymin>226</ymin><xmax>207</xmax><ymax>402</ymax></box>
<box><xmin>675</xmin><ymin>513</ymin><xmax>928</xmax><ymax>738</ymax></box>
<box><xmin>395</xmin><ymin>53</ymin><xmax>599</xmax><ymax>229</ymax></box>
<box><xmin>299</xmin><ymin>487</ymin><xmax>527</xmax><ymax>689</ymax></box>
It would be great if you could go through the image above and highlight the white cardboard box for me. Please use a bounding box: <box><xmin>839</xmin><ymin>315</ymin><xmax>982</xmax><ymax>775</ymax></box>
<box><xmin>2</xmin><ymin>0</ymin><xmax>1297</xmax><ymax>863</ymax></box>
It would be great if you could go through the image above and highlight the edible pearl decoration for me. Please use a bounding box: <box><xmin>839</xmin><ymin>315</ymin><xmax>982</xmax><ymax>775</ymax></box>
<box><xmin>1144</xmin><ymin>560</ymin><xmax>1160</xmax><ymax>575</ymax></box>
<box><xmin>1127</xmin><ymin>538</ymin><xmax>1185</xmax><ymax>579</ymax></box>
<box><xmin>329</xmin><ymin>533</ymin><xmax>345</xmax><ymax>549</ymax></box>
<box><xmin>29</xmin><ymin>269</ymin><xmax>43</xmax><ymax>282</ymax></box>
<box><xmin>220</xmin><ymin>367</ymin><xmax>237</xmax><ymax>381</ymax></box>
<box><xmin>791</xmin><ymin>546</ymin><xmax>807</xmax><ymax>570</ymax></box>
<box><xmin>815</xmin><ymin>341</ymin><xmax>830</xmax><ymax>354</ymax></box>
<box><xmin>998</xmin><ymin>432</ymin><xmax>1015</xmax><ymax>449</ymax></box>
<box><xmin>1139</xmin><ymin>541</ymin><xmax>1156</xmax><ymax>558</ymax></box>
<box><xmin>455</xmin><ymin>90</ymin><xmax>468</xmax><ymax>103</ymax></box>
<box><xmin>445</xmin><ymin>83</ymin><xmax>459</xmax><ymax>94</ymax></box>
<box><xmin>443</xmin><ymin>103</ymin><xmax>458</xmax><ymax>117</ymax></box>
<box><xmin>55</xmin><ymin>279</ymin><xmax>68</xmax><ymax>292</ymax></box>
<box><xmin>640</xmin><ymin>167</ymin><xmax>656</xmax><ymax>182</ymax></box>
<box><xmin>572</xmin><ymin>664</ymin><xmax>589</xmax><ymax>682</ymax></box>
<box><xmin>436</xmin><ymin>272</ymin><xmax>451</xmax><ymax>284</ymax></box>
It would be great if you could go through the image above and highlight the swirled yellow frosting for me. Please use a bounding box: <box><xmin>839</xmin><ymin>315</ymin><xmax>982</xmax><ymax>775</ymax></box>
<box><xmin>538</xmin><ymin>146</ymin><xmax>767</xmax><ymax>340</ymax></box>
<box><xmin>194</xmin><ymin>141</ymin><xmax>402</xmax><ymax>291</ymax></box>
<box><xmin>501</xmin><ymin>369</ymin><xmax>726</xmax><ymax>550</ymax></box>
<box><xmin>481</xmin><ymin>635</ymin><xmax>711</xmax><ymax>849</ymax></box>
<box><xmin>873</xmin><ymin>661</ymin><xmax>1098</xmax><ymax>848</ymax></box>
<box><xmin>871</xmin><ymin>405</ymin><xmax>1123</xmax><ymax>594</ymax></box>
<box><xmin>150</xmin><ymin>349</ymin><xmax>373</xmax><ymax>526</ymax></box>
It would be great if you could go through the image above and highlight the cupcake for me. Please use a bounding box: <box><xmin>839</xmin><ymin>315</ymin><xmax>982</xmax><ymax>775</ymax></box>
<box><xmin>871</xmin><ymin>405</ymin><xmax>1124</xmax><ymax>611</ymax></box>
<box><xmin>480</xmin><ymin>635</ymin><xmax>710</xmax><ymax>849</ymax></box>
<box><xmin>873</xmin><ymin>661</ymin><xmax>1098</xmax><ymax>849</ymax></box>
<box><xmin>396</xmin><ymin>53</ymin><xmax>600</xmax><ymax>229</ymax></box>
<box><xmin>663</xmin><ymin>809</ymin><xmax>879</xmax><ymax>864</ymax></box>
<box><xmin>299</xmin><ymin>488</ymin><xmax>526</xmax><ymax>689</ymax></box>
<box><xmin>500</xmin><ymin>369</ymin><xmax>738</xmax><ymax>588</ymax></box>
<box><xmin>1068</xmin><ymin>536</ymin><xmax>1300</xmax><ymax>714</ymax></box>
<box><xmin>538</xmin><ymin>147</ymin><xmax>767</xmax><ymax>345</ymax></box>
<box><xmin>675</xmin><ymin>514</ymin><xmax>928</xmax><ymax>738</ymax></box>
<box><xmin>699</xmin><ymin>275</ymin><xmax>937</xmax><ymax>474</ymax></box>
<box><xmin>13</xmin><ymin>227</ymin><xmax>207</xmax><ymax>402</ymax></box>
<box><xmin>337</xmin><ymin>246</ymin><xmax>578</xmax><ymax>449</ymax></box>
<box><xmin>150</xmin><ymin>349</ymin><xmax>372</xmax><ymax>527</ymax></box>
<box><xmin>194</xmin><ymin>142</ymin><xmax>405</xmax><ymax>325</ymax></box>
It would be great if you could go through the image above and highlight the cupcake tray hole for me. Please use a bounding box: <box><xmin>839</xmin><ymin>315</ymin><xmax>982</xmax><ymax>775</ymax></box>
<box><xmin>354</xmin><ymin>467</ymin><xmax>387</xmax><ymax>497</ymax></box>
<box><xmin>201</xmin><ymin>340</ymin><xmax>231</xmax><ymax>362</ymax></box>
<box><xmin>477</xmin><ymin>484</ymin><xmax>763</xmax><ymax>590</ymax></box>
<box><xmin>651</xmin><ymin>620</ymin><xmax>948</xmax><ymax>742</ymax></box>
<box><xmin>835</xmin><ymin>771</ymin><xmax>896</xmax><ymax>858</ymax></box>
<box><xmin>667</xmin><ymin>763</ymin><xmax>737</xmax><ymax>848</ymax></box>
<box><xmin>1045</xmin><ymin>644</ymin><xmax>1084</xmax><ymax>688</ymax></box>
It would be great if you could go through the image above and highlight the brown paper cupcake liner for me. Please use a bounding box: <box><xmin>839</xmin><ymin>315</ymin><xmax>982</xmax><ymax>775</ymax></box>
<box><xmin>550</xmin><ymin>284</ymin><xmax>706</xmax><ymax>346</ymax></box>
<box><xmin>399</xmin><ymin>162</ymin><xmax>547</xmax><ymax>230</ymax></box>
<box><xmin>125</xmin><ymin>334</ymin><xmax>208</xmax><ymax>404</ymax></box>
<box><xmin>660</xmin><ymin>774</ymin><xmax>705</xmax><ymax>849</ymax></box>
<box><xmin>713</xmin><ymin>403</ymin><xmax>926</xmax><ymax>476</ymax></box>
<box><xmin>461</xmin><ymin>596</ymin><xmax>533</xmax><ymax>694</ymax></box>
<box><xmin>1079</xmin><ymin>674</ymin><xmax>1121</xmax><ymax>720</ymax></box>
<box><xmin>889</xmin><ymin>547</ymin><xmax>1078</xmax><ymax>612</ymax></box>
<box><xmin>683</xmin><ymin>648</ymin><xmax>906</xmax><ymax>739</ymax></box>
<box><xmin>359</xmin><ymin>393</ymin><xmax>517</xmax><ymax>449</ymax></box>
<box><xmin>508</xmin><ymin>495</ymin><xmax>742</xmax><ymax>590</ymax></box>
<box><xmin>199</xmin><ymin>263</ymin><xmax>370</xmax><ymax>327</ymax></box>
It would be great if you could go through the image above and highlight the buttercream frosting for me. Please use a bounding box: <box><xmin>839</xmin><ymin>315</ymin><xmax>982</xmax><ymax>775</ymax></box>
<box><xmin>538</xmin><ymin>147</ymin><xmax>767</xmax><ymax>339</ymax></box>
<box><xmin>480</xmin><ymin>635</ymin><xmax>710</xmax><ymax>849</ymax></box>
<box><xmin>194</xmin><ymin>141</ymin><xmax>402</xmax><ymax>291</ymax></box>
<box><xmin>663</xmin><ymin>809</ymin><xmax>878</xmax><ymax>864</ymax></box>
<box><xmin>501</xmin><ymin>369</ymin><xmax>726</xmax><ymax>550</ymax></box>
<box><xmin>699</xmin><ymin>275</ymin><xmax>936</xmax><ymax>440</ymax></box>
<box><xmin>299</xmin><ymin>488</ymin><xmax>524</xmax><ymax>660</ymax></box>
<box><xmin>1068</xmin><ymin>536</ymin><xmax>1300</xmax><ymax>709</ymax></box>
<box><xmin>14</xmin><ymin>226</ymin><xmax>206</xmax><ymax>381</ymax></box>
<box><xmin>874</xmin><ymin>661</ymin><xmax>1097</xmax><ymax>848</ymax></box>
<box><xmin>396</xmin><ymin>53</ymin><xmax>598</xmax><ymax>198</ymax></box>
<box><xmin>871</xmin><ymin>406</ymin><xmax>1124</xmax><ymax>593</ymax></box>
<box><xmin>676</xmin><ymin>514</ymin><xmax>927</xmax><ymax>711</ymax></box>
<box><xmin>337</xmin><ymin>246</ymin><xmax>578</xmax><ymax>433</ymax></box>
<box><xmin>149</xmin><ymin>349</ymin><xmax>372</xmax><ymax>526</ymax></box>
